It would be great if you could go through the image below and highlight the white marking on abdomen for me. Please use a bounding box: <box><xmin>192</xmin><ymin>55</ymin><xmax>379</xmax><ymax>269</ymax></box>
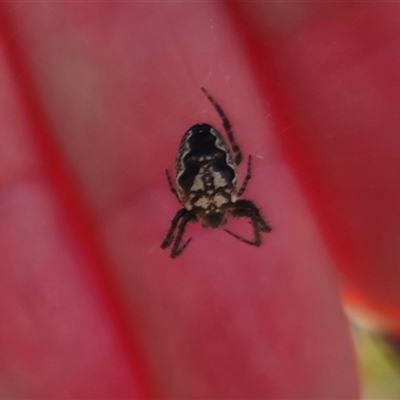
<box><xmin>190</xmin><ymin>174</ymin><xmax>205</xmax><ymax>191</ymax></box>
<box><xmin>213</xmin><ymin>193</ymin><xmax>229</xmax><ymax>207</ymax></box>
<box><xmin>194</xmin><ymin>197</ymin><xmax>211</xmax><ymax>209</ymax></box>
<box><xmin>212</xmin><ymin>171</ymin><xmax>227</xmax><ymax>188</ymax></box>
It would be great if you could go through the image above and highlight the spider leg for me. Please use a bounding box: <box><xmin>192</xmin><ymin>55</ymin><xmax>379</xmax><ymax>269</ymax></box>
<box><xmin>201</xmin><ymin>87</ymin><xmax>242</xmax><ymax>165</ymax></box>
<box><xmin>161</xmin><ymin>208</ymin><xmax>194</xmax><ymax>258</ymax></box>
<box><xmin>165</xmin><ymin>169</ymin><xmax>180</xmax><ymax>201</ymax></box>
<box><xmin>236</xmin><ymin>199</ymin><xmax>271</xmax><ymax>232</ymax></box>
<box><xmin>170</xmin><ymin>212</ymin><xmax>194</xmax><ymax>258</ymax></box>
<box><xmin>237</xmin><ymin>155</ymin><xmax>252</xmax><ymax>197</ymax></box>
<box><xmin>224</xmin><ymin>199</ymin><xmax>271</xmax><ymax>246</ymax></box>
<box><xmin>161</xmin><ymin>208</ymin><xmax>187</xmax><ymax>250</ymax></box>
<box><xmin>224</xmin><ymin>228</ymin><xmax>261</xmax><ymax>246</ymax></box>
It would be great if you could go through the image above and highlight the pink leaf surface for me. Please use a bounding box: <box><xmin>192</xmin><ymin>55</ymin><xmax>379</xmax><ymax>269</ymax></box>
<box><xmin>233</xmin><ymin>2</ymin><xmax>400</xmax><ymax>333</ymax></box>
<box><xmin>0</xmin><ymin>3</ymin><xmax>359</xmax><ymax>398</ymax></box>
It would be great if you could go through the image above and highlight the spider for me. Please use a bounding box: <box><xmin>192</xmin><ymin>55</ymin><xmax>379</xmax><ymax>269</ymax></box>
<box><xmin>161</xmin><ymin>88</ymin><xmax>271</xmax><ymax>258</ymax></box>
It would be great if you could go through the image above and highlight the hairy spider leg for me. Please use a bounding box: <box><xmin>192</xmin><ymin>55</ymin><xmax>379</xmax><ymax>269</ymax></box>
<box><xmin>224</xmin><ymin>199</ymin><xmax>271</xmax><ymax>246</ymax></box>
<box><xmin>170</xmin><ymin>213</ymin><xmax>194</xmax><ymax>258</ymax></box>
<box><xmin>161</xmin><ymin>208</ymin><xmax>194</xmax><ymax>258</ymax></box>
<box><xmin>237</xmin><ymin>155</ymin><xmax>252</xmax><ymax>197</ymax></box>
<box><xmin>165</xmin><ymin>169</ymin><xmax>180</xmax><ymax>201</ymax></box>
<box><xmin>161</xmin><ymin>208</ymin><xmax>187</xmax><ymax>249</ymax></box>
<box><xmin>201</xmin><ymin>87</ymin><xmax>243</xmax><ymax>165</ymax></box>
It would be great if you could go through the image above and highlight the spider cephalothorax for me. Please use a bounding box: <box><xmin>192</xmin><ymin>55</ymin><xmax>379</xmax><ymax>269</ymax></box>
<box><xmin>161</xmin><ymin>88</ymin><xmax>271</xmax><ymax>258</ymax></box>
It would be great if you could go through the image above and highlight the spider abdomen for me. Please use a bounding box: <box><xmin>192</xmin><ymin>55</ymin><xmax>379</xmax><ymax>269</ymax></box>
<box><xmin>175</xmin><ymin>123</ymin><xmax>238</xmax><ymax>208</ymax></box>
